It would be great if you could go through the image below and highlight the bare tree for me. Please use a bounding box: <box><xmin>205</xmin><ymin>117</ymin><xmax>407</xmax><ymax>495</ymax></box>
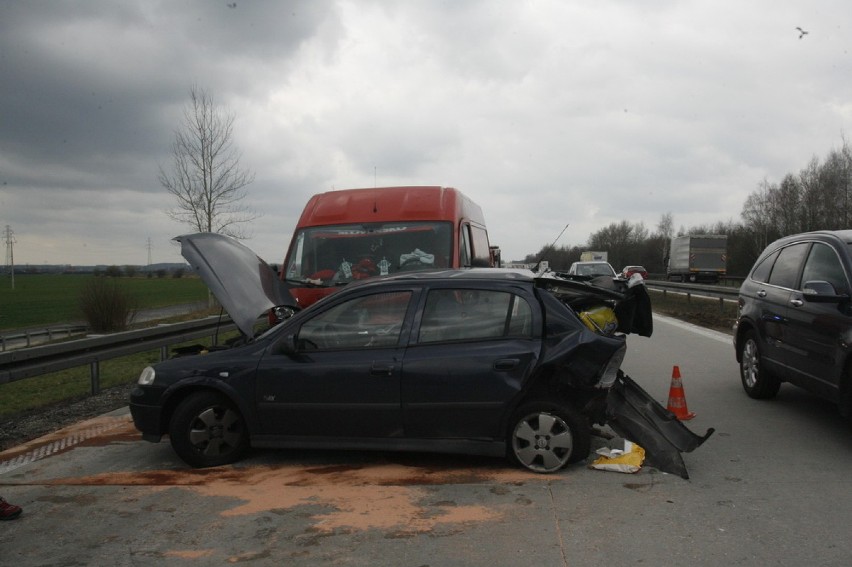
<box><xmin>159</xmin><ymin>86</ymin><xmax>256</xmax><ymax>237</ymax></box>
<box><xmin>655</xmin><ymin>212</ymin><xmax>674</xmax><ymax>267</ymax></box>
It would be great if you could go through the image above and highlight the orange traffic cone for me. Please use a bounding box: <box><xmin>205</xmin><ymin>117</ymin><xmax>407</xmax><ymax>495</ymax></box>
<box><xmin>666</xmin><ymin>365</ymin><xmax>695</xmax><ymax>420</ymax></box>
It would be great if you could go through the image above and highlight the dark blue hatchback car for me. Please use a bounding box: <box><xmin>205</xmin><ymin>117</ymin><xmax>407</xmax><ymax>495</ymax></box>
<box><xmin>734</xmin><ymin>230</ymin><xmax>852</xmax><ymax>414</ymax></box>
<box><xmin>130</xmin><ymin>233</ymin><xmax>711</xmax><ymax>477</ymax></box>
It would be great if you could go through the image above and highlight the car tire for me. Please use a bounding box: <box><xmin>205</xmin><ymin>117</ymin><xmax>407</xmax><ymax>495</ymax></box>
<box><xmin>169</xmin><ymin>391</ymin><xmax>248</xmax><ymax>468</ymax></box>
<box><xmin>739</xmin><ymin>330</ymin><xmax>781</xmax><ymax>399</ymax></box>
<box><xmin>508</xmin><ymin>401</ymin><xmax>590</xmax><ymax>473</ymax></box>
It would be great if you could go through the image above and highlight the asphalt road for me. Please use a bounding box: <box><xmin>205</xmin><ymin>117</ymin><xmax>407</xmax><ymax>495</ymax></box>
<box><xmin>1</xmin><ymin>314</ymin><xmax>851</xmax><ymax>566</ymax></box>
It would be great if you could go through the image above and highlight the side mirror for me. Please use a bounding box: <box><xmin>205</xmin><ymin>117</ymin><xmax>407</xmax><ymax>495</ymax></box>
<box><xmin>802</xmin><ymin>280</ymin><xmax>847</xmax><ymax>303</ymax></box>
<box><xmin>279</xmin><ymin>334</ymin><xmax>299</xmax><ymax>355</ymax></box>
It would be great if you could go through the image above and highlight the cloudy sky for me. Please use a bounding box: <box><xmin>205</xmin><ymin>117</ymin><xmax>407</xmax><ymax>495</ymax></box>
<box><xmin>1</xmin><ymin>1</ymin><xmax>850</xmax><ymax>267</ymax></box>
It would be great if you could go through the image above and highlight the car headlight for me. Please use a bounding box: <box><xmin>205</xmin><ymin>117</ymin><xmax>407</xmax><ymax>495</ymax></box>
<box><xmin>138</xmin><ymin>366</ymin><xmax>156</xmax><ymax>386</ymax></box>
<box><xmin>596</xmin><ymin>343</ymin><xmax>626</xmax><ymax>389</ymax></box>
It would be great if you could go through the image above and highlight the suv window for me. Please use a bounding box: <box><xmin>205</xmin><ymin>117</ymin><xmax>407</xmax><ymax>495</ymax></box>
<box><xmin>801</xmin><ymin>242</ymin><xmax>849</xmax><ymax>295</ymax></box>
<box><xmin>750</xmin><ymin>249</ymin><xmax>779</xmax><ymax>283</ymax></box>
<box><xmin>418</xmin><ymin>289</ymin><xmax>532</xmax><ymax>343</ymax></box>
<box><xmin>767</xmin><ymin>242</ymin><xmax>809</xmax><ymax>289</ymax></box>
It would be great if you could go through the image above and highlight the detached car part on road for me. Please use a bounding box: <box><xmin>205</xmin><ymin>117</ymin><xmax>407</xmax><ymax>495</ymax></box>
<box><xmin>130</xmin><ymin>233</ymin><xmax>712</xmax><ymax>478</ymax></box>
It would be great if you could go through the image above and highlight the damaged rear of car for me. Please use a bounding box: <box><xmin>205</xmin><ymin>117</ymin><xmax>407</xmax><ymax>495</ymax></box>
<box><xmin>130</xmin><ymin>233</ymin><xmax>711</xmax><ymax>478</ymax></box>
<box><xmin>536</xmin><ymin>272</ymin><xmax>713</xmax><ymax>478</ymax></box>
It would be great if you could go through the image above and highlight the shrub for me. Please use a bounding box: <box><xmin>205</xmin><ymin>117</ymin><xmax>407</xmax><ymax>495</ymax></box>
<box><xmin>79</xmin><ymin>277</ymin><xmax>138</xmax><ymax>332</ymax></box>
<box><xmin>104</xmin><ymin>265</ymin><xmax>122</xmax><ymax>278</ymax></box>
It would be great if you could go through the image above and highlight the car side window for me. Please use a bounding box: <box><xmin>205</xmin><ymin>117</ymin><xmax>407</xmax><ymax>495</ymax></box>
<box><xmin>418</xmin><ymin>289</ymin><xmax>532</xmax><ymax>343</ymax></box>
<box><xmin>767</xmin><ymin>242</ymin><xmax>809</xmax><ymax>289</ymax></box>
<box><xmin>297</xmin><ymin>291</ymin><xmax>411</xmax><ymax>350</ymax></box>
<box><xmin>800</xmin><ymin>243</ymin><xmax>849</xmax><ymax>295</ymax></box>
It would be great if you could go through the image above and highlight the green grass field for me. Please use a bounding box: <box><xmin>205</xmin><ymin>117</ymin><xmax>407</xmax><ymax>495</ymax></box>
<box><xmin>0</xmin><ymin>273</ymin><xmax>214</xmax><ymax>419</ymax></box>
<box><xmin>0</xmin><ymin>273</ymin><xmax>208</xmax><ymax>331</ymax></box>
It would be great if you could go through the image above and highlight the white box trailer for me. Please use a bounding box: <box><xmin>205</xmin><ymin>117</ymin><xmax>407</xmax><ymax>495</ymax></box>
<box><xmin>667</xmin><ymin>235</ymin><xmax>727</xmax><ymax>283</ymax></box>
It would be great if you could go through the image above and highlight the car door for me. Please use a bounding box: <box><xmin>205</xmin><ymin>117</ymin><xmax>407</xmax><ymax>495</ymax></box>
<box><xmin>783</xmin><ymin>241</ymin><xmax>852</xmax><ymax>399</ymax></box>
<box><xmin>753</xmin><ymin>242</ymin><xmax>810</xmax><ymax>377</ymax></box>
<box><xmin>254</xmin><ymin>288</ymin><xmax>417</xmax><ymax>438</ymax></box>
<box><xmin>401</xmin><ymin>285</ymin><xmax>541</xmax><ymax>440</ymax></box>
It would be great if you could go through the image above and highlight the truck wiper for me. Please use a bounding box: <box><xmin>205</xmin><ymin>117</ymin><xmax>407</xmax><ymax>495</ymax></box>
<box><xmin>283</xmin><ymin>278</ymin><xmax>324</xmax><ymax>288</ymax></box>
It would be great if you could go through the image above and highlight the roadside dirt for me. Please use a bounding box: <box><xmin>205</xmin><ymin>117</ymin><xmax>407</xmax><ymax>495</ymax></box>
<box><xmin>0</xmin><ymin>383</ymin><xmax>136</xmax><ymax>453</ymax></box>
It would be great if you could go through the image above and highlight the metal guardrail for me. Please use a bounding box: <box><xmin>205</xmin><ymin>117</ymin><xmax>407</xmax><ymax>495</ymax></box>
<box><xmin>0</xmin><ymin>325</ymin><xmax>89</xmax><ymax>352</ymax></box>
<box><xmin>0</xmin><ymin>316</ymin><xmax>239</xmax><ymax>394</ymax></box>
<box><xmin>645</xmin><ymin>280</ymin><xmax>740</xmax><ymax>311</ymax></box>
<box><xmin>647</xmin><ymin>274</ymin><xmax>745</xmax><ymax>287</ymax></box>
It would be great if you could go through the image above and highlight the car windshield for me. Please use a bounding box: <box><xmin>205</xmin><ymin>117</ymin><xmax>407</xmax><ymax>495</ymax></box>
<box><xmin>576</xmin><ymin>263</ymin><xmax>614</xmax><ymax>276</ymax></box>
<box><xmin>284</xmin><ymin>221</ymin><xmax>453</xmax><ymax>286</ymax></box>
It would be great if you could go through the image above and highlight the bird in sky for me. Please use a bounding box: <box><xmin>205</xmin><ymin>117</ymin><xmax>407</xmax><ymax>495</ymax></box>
<box><xmin>796</xmin><ymin>27</ymin><xmax>809</xmax><ymax>39</ymax></box>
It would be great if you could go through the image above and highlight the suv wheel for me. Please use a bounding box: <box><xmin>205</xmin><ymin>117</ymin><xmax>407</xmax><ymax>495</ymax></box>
<box><xmin>739</xmin><ymin>330</ymin><xmax>781</xmax><ymax>399</ymax></box>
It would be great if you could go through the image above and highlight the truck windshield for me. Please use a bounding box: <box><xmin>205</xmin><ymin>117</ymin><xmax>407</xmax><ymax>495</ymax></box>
<box><xmin>285</xmin><ymin>221</ymin><xmax>453</xmax><ymax>286</ymax></box>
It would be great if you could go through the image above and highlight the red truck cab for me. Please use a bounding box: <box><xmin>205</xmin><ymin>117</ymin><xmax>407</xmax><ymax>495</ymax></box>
<box><xmin>278</xmin><ymin>186</ymin><xmax>494</xmax><ymax>310</ymax></box>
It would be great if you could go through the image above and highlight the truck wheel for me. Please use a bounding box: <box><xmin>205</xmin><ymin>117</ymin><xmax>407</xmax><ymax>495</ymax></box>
<box><xmin>739</xmin><ymin>330</ymin><xmax>780</xmax><ymax>399</ymax></box>
<box><xmin>508</xmin><ymin>401</ymin><xmax>590</xmax><ymax>473</ymax></box>
<box><xmin>169</xmin><ymin>391</ymin><xmax>248</xmax><ymax>467</ymax></box>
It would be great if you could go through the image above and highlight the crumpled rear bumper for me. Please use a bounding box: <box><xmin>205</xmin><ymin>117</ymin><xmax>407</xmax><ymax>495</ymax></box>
<box><xmin>606</xmin><ymin>372</ymin><xmax>714</xmax><ymax>479</ymax></box>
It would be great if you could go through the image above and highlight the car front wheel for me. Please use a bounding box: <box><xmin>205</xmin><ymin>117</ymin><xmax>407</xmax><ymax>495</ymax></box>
<box><xmin>169</xmin><ymin>391</ymin><xmax>248</xmax><ymax>467</ymax></box>
<box><xmin>508</xmin><ymin>402</ymin><xmax>590</xmax><ymax>473</ymax></box>
<box><xmin>739</xmin><ymin>330</ymin><xmax>780</xmax><ymax>399</ymax></box>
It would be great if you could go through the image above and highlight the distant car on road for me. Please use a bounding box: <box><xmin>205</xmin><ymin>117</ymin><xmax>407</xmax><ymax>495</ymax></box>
<box><xmin>567</xmin><ymin>261</ymin><xmax>617</xmax><ymax>278</ymax></box>
<box><xmin>130</xmin><ymin>233</ymin><xmax>711</xmax><ymax>477</ymax></box>
<box><xmin>733</xmin><ymin>230</ymin><xmax>852</xmax><ymax>415</ymax></box>
<box><xmin>621</xmin><ymin>265</ymin><xmax>649</xmax><ymax>280</ymax></box>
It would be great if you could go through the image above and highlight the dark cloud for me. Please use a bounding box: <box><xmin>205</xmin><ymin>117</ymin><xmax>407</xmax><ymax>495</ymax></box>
<box><xmin>1</xmin><ymin>1</ymin><xmax>850</xmax><ymax>264</ymax></box>
<box><xmin>0</xmin><ymin>1</ymin><xmax>336</xmax><ymax>190</ymax></box>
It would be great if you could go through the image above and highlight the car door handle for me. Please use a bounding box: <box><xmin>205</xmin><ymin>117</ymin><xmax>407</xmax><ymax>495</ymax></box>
<box><xmin>790</xmin><ymin>298</ymin><xmax>804</xmax><ymax>307</ymax></box>
<box><xmin>757</xmin><ymin>290</ymin><xmax>767</xmax><ymax>298</ymax></box>
<box><xmin>494</xmin><ymin>358</ymin><xmax>519</xmax><ymax>371</ymax></box>
<box><xmin>370</xmin><ymin>364</ymin><xmax>395</xmax><ymax>377</ymax></box>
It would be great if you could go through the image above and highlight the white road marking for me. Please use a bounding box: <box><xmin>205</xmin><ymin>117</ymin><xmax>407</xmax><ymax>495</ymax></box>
<box><xmin>653</xmin><ymin>312</ymin><xmax>733</xmax><ymax>345</ymax></box>
<box><xmin>0</xmin><ymin>417</ymin><xmax>128</xmax><ymax>475</ymax></box>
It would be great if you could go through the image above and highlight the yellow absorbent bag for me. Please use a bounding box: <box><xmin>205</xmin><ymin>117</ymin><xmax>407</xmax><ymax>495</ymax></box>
<box><xmin>578</xmin><ymin>306</ymin><xmax>618</xmax><ymax>335</ymax></box>
<box><xmin>590</xmin><ymin>440</ymin><xmax>646</xmax><ymax>474</ymax></box>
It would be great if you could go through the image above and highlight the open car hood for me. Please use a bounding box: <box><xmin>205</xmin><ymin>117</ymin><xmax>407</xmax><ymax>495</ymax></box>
<box><xmin>174</xmin><ymin>233</ymin><xmax>298</xmax><ymax>336</ymax></box>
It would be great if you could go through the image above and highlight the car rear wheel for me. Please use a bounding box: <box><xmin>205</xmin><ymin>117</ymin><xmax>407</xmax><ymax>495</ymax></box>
<box><xmin>739</xmin><ymin>330</ymin><xmax>780</xmax><ymax>399</ymax></box>
<box><xmin>169</xmin><ymin>391</ymin><xmax>248</xmax><ymax>467</ymax></box>
<box><xmin>508</xmin><ymin>401</ymin><xmax>590</xmax><ymax>473</ymax></box>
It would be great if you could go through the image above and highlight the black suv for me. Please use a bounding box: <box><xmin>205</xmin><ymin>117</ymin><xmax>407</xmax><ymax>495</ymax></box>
<box><xmin>734</xmin><ymin>230</ymin><xmax>852</xmax><ymax>414</ymax></box>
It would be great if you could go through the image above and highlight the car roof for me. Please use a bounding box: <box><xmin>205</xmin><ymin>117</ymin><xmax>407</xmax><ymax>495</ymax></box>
<box><xmin>346</xmin><ymin>267</ymin><xmax>536</xmax><ymax>288</ymax></box>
